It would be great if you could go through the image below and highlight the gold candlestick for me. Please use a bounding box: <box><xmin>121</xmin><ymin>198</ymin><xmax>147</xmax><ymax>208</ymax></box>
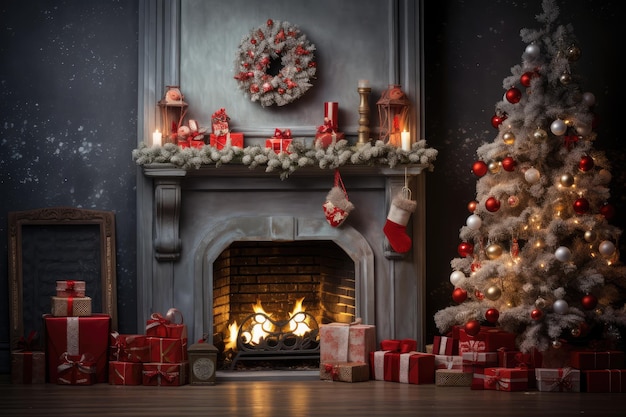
<box><xmin>357</xmin><ymin>86</ymin><xmax>371</xmax><ymax>145</ymax></box>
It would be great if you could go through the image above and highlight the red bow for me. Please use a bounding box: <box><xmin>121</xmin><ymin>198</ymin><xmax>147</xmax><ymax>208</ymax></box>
<box><xmin>17</xmin><ymin>330</ymin><xmax>38</xmax><ymax>351</ymax></box>
<box><xmin>273</xmin><ymin>128</ymin><xmax>292</xmax><ymax>139</ymax></box>
<box><xmin>323</xmin><ymin>363</ymin><xmax>339</xmax><ymax>380</ymax></box>
<box><xmin>380</xmin><ymin>339</ymin><xmax>417</xmax><ymax>353</ymax></box>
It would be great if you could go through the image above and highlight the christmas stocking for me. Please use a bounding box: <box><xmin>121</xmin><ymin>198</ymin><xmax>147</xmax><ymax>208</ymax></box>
<box><xmin>384</xmin><ymin>192</ymin><xmax>417</xmax><ymax>253</ymax></box>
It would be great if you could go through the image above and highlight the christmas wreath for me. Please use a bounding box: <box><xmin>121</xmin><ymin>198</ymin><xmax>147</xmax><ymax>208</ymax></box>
<box><xmin>234</xmin><ymin>19</ymin><xmax>317</xmax><ymax>107</ymax></box>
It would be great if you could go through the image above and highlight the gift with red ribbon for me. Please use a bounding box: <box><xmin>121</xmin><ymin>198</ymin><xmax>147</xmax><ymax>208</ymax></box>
<box><xmin>109</xmin><ymin>332</ymin><xmax>149</xmax><ymax>363</ymax></box>
<box><xmin>211</xmin><ymin>108</ymin><xmax>230</xmax><ymax>135</ymax></box>
<box><xmin>582</xmin><ymin>369</ymin><xmax>626</xmax><ymax>393</ymax></box>
<box><xmin>142</xmin><ymin>362</ymin><xmax>189</xmax><ymax>386</ymax></box>
<box><xmin>433</xmin><ymin>335</ymin><xmax>459</xmax><ymax>356</ymax></box>
<box><xmin>570</xmin><ymin>350</ymin><xmax>625</xmax><ymax>370</ymax></box>
<box><xmin>56</xmin><ymin>280</ymin><xmax>86</xmax><ymax>297</ymax></box>
<box><xmin>370</xmin><ymin>350</ymin><xmax>435</xmax><ymax>384</ymax></box>
<box><xmin>209</xmin><ymin>132</ymin><xmax>244</xmax><ymax>150</ymax></box>
<box><xmin>314</xmin><ymin>114</ymin><xmax>345</xmax><ymax>148</ymax></box>
<box><xmin>434</xmin><ymin>354</ymin><xmax>463</xmax><ymax>370</ymax></box>
<box><xmin>109</xmin><ymin>360</ymin><xmax>143</xmax><ymax>385</ymax></box>
<box><xmin>484</xmin><ymin>367</ymin><xmax>529</xmax><ymax>391</ymax></box>
<box><xmin>51</xmin><ymin>295</ymin><xmax>92</xmax><ymax>317</ymax></box>
<box><xmin>11</xmin><ymin>331</ymin><xmax>45</xmax><ymax>384</ymax></box>
<box><xmin>265</xmin><ymin>128</ymin><xmax>292</xmax><ymax>154</ymax></box>
<box><xmin>458</xmin><ymin>326</ymin><xmax>516</xmax><ymax>354</ymax></box>
<box><xmin>319</xmin><ymin>361</ymin><xmax>369</xmax><ymax>382</ymax></box>
<box><xmin>56</xmin><ymin>352</ymin><xmax>97</xmax><ymax>385</ymax></box>
<box><xmin>145</xmin><ymin>308</ymin><xmax>188</xmax><ymax>341</ymax></box>
<box><xmin>535</xmin><ymin>367</ymin><xmax>580</xmax><ymax>392</ymax></box>
<box><xmin>319</xmin><ymin>319</ymin><xmax>376</xmax><ymax>365</ymax></box>
<box><xmin>147</xmin><ymin>336</ymin><xmax>188</xmax><ymax>363</ymax></box>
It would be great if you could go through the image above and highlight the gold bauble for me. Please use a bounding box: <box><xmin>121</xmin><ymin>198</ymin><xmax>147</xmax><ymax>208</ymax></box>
<box><xmin>502</xmin><ymin>132</ymin><xmax>516</xmax><ymax>145</ymax></box>
<box><xmin>489</xmin><ymin>161</ymin><xmax>501</xmax><ymax>174</ymax></box>
<box><xmin>533</xmin><ymin>128</ymin><xmax>548</xmax><ymax>141</ymax></box>
<box><xmin>486</xmin><ymin>244</ymin><xmax>503</xmax><ymax>260</ymax></box>
<box><xmin>559</xmin><ymin>173</ymin><xmax>575</xmax><ymax>187</ymax></box>
<box><xmin>584</xmin><ymin>230</ymin><xmax>597</xmax><ymax>243</ymax></box>
<box><xmin>485</xmin><ymin>286</ymin><xmax>502</xmax><ymax>301</ymax></box>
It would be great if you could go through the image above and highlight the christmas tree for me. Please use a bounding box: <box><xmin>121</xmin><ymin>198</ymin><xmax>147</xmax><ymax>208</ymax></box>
<box><xmin>434</xmin><ymin>0</ymin><xmax>626</xmax><ymax>355</ymax></box>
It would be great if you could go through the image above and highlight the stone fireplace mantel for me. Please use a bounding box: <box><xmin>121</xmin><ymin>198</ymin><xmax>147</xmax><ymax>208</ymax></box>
<box><xmin>137</xmin><ymin>162</ymin><xmax>427</xmax><ymax>349</ymax></box>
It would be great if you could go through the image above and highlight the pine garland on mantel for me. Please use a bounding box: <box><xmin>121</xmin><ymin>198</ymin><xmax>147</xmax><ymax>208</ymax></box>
<box><xmin>132</xmin><ymin>139</ymin><xmax>438</xmax><ymax>180</ymax></box>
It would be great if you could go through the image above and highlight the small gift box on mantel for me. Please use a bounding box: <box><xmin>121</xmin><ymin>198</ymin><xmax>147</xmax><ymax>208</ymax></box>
<box><xmin>266</xmin><ymin>128</ymin><xmax>292</xmax><ymax>154</ymax></box>
<box><xmin>56</xmin><ymin>280</ymin><xmax>86</xmax><ymax>297</ymax></box>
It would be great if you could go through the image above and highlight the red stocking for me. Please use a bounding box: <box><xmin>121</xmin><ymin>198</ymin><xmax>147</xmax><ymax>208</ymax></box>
<box><xmin>384</xmin><ymin>193</ymin><xmax>417</xmax><ymax>253</ymax></box>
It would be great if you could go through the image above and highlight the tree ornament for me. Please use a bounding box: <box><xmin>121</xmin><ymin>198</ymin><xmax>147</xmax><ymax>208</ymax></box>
<box><xmin>520</xmin><ymin>71</ymin><xmax>537</xmax><ymax>87</ymax></box>
<box><xmin>530</xmin><ymin>308</ymin><xmax>543</xmax><ymax>320</ymax></box>
<box><xmin>507</xmin><ymin>195</ymin><xmax>520</xmax><ymax>207</ymax></box>
<box><xmin>501</xmin><ymin>156</ymin><xmax>516</xmax><ymax>172</ymax></box>
<box><xmin>505</xmin><ymin>87</ymin><xmax>522</xmax><ymax>103</ymax></box>
<box><xmin>578</xmin><ymin>155</ymin><xmax>594</xmax><ymax>172</ymax></box>
<box><xmin>485</xmin><ymin>308</ymin><xmax>500</xmax><ymax>323</ymax></box>
<box><xmin>575</xmin><ymin>124</ymin><xmax>591</xmax><ymax>136</ymax></box>
<box><xmin>467</xmin><ymin>200</ymin><xmax>478</xmax><ymax>213</ymax></box>
<box><xmin>598</xmin><ymin>240</ymin><xmax>616</xmax><ymax>257</ymax></box>
<box><xmin>554</xmin><ymin>246</ymin><xmax>572</xmax><ymax>262</ymax></box>
<box><xmin>472</xmin><ymin>160</ymin><xmax>488</xmax><ymax>177</ymax></box>
<box><xmin>566</xmin><ymin>45</ymin><xmax>581</xmax><ymax>61</ymax></box>
<box><xmin>573</xmin><ymin>197</ymin><xmax>589</xmax><ymax>215</ymax></box>
<box><xmin>466</xmin><ymin>214</ymin><xmax>482</xmax><ymax>230</ymax></box>
<box><xmin>559</xmin><ymin>173</ymin><xmax>575</xmax><ymax>187</ymax></box>
<box><xmin>533</xmin><ymin>128</ymin><xmax>548</xmax><ymax>141</ymax></box>
<box><xmin>234</xmin><ymin>20</ymin><xmax>317</xmax><ymax>107</ymax></box>
<box><xmin>464</xmin><ymin>319</ymin><xmax>481</xmax><ymax>336</ymax></box>
<box><xmin>524</xmin><ymin>167</ymin><xmax>541</xmax><ymax>184</ymax></box>
<box><xmin>450</xmin><ymin>270</ymin><xmax>465</xmax><ymax>286</ymax></box>
<box><xmin>584</xmin><ymin>230</ymin><xmax>598</xmax><ymax>243</ymax></box>
<box><xmin>559</xmin><ymin>72</ymin><xmax>572</xmax><ymax>85</ymax></box>
<box><xmin>452</xmin><ymin>288</ymin><xmax>468</xmax><ymax>304</ymax></box>
<box><xmin>598</xmin><ymin>169</ymin><xmax>612</xmax><ymax>184</ymax></box>
<box><xmin>581</xmin><ymin>294</ymin><xmax>598</xmax><ymax>310</ymax></box>
<box><xmin>485</xmin><ymin>286</ymin><xmax>502</xmax><ymax>301</ymax></box>
<box><xmin>582</xmin><ymin>92</ymin><xmax>596</xmax><ymax>107</ymax></box>
<box><xmin>571</xmin><ymin>327</ymin><xmax>581</xmax><ymax>337</ymax></box>
<box><xmin>502</xmin><ymin>131</ymin><xmax>516</xmax><ymax>145</ymax></box>
<box><xmin>485</xmin><ymin>197</ymin><xmax>501</xmax><ymax>212</ymax></box>
<box><xmin>486</xmin><ymin>243</ymin><xmax>503</xmax><ymax>260</ymax></box>
<box><xmin>553</xmin><ymin>299</ymin><xmax>569</xmax><ymax>314</ymax></box>
<box><xmin>552</xmin><ymin>339</ymin><xmax>562</xmax><ymax>349</ymax></box>
<box><xmin>550</xmin><ymin>119</ymin><xmax>567</xmax><ymax>136</ymax></box>
<box><xmin>600</xmin><ymin>203</ymin><xmax>615</xmax><ymax>220</ymax></box>
<box><xmin>488</xmin><ymin>161</ymin><xmax>501</xmax><ymax>174</ymax></box>
<box><xmin>474</xmin><ymin>290</ymin><xmax>485</xmax><ymax>300</ymax></box>
<box><xmin>491</xmin><ymin>114</ymin><xmax>506</xmax><ymax>128</ymax></box>
<box><xmin>458</xmin><ymin>242</ymin><xmax>474</xmax><ymax>257</ymax></box>
<box><xmin>524</xmin><ymin>43</ymin><xmax>540</xmax><ymax>58</ymax></box>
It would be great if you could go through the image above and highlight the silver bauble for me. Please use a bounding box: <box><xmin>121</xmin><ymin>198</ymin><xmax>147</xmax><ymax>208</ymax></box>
<box><xmin>598</xmin><ymin>240</ymin><xmax>616</xmax><ymax>257</ymax></box>
<box><xmin>555</xmin><ymin>246</ymin><xmax>572</xmax><ymax>262</ymax></box>
<box><xmin>450</xmin><ymin>270</ymin><xmax>465</xmax><ymax>286</ymax></box>
<box><xmin>466</xmin><ymin>214</ymin><xmax>482</xmax><ymax>230</ymax></box>
<box><xmin>553</xmin><ymin>299</ymin><xmax>569</xmax><ymax>314</ymax></box>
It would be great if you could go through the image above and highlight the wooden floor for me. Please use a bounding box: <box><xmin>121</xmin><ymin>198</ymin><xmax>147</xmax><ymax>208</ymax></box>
<box><xmin>1</xmin><ymin>374</ymin><xmax>624</xmax><ymax>417</ymax></box>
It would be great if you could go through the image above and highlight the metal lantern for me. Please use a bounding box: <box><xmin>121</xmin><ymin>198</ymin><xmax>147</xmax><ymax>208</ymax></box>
<box><xmin>188</xmin><ymin>341</ymin><xmax>218</xmax><ymax>385</ymax></box>
<box><xmin>158</xmin><ymin>85</ymin><xmax>188</xmax><ymax>144</ymax></box>
<box><xmin>377</xmin><ymin>84</ymin><xmax>410</xmax><ymax>146</ymax></box>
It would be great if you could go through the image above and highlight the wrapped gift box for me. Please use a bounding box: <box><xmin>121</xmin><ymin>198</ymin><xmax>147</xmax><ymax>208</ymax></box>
<box><xmin>570</xmin><ymin>350</ymin><xmax>625</xmax><ymax>370</ymax></box>
<box><xmin>370</xmin><ymin>351</ymin><xmax>435</xmax><ymax>385</ymax></box>
<box><xmin>110</xmin><ymin>332</ymin><xmax>150</xmax><ymax>363</ymax></box>
<box><xmin>432</xmin><ymin>335</ymin><xmax>458</xmax><ymax>356</ymax></box>
<box><xmin>320</xmin><ymin>361</ymin><xmax>370</xmax><ymax>382</ymax></box>
<box><xmin>435</xmin><ymin>369</ymin><xmax>472</xmax><ymax>387</ymax></box>
<box><xmin>582</xmin><ymin>369</ymin><xmax>626</xmax><ymax>393</ymax></box>
<box><xmin>109</xmin><ymin>361</ymin><xmax>143</xmax><ymax>385</ymax></box>
<box><xmin>484</xmin><ymin>367</ymin><xmax>528</xmax><ymax>391</ymax></box>
<box><xmin>458</xmin><ymin>327</ymin><xmax>516</xmax><ymax>354</ymax></box>
<box><xmin>147</xmin><ymin>336</ymin><xmax>187</xmax><ymax>364</ymax></box>
<box><xmin>462</xmin><ymin>351</ymin><xmax>498</xmax><ymax>366</ymax></box>
<box><xmin>51</xmin><ymin>296</ymin><xmax>92</xmax><ymax>317</ymax></box>
<box><xmin>209</xmin><ymin>133</ymin><xmax>244</xmax><ymax>149</ymax></box>
<box><xmin>497</xmin><ymin>348</ymin><xmax>542</xmax><ymax>369</ymax></box>
<box><xmin>11</xmin><ymin>351</ymin><xmax>45</xmax><ymax>384</ymax></box>
<box><xmin>465</xmin><ymin>364</ymin><xmax>489</xmax><ymax>390</ymax></box>
<box><xmin>320</xmin><ymin>322</ymin><xmax>376</xmax><ymax>365</ymax></box>
<box><xmin>265</xmin><ymin>138</ymin><xmax>292</xmax><ymax>154</ymax></box>
<box><xmin>434</xmin><ymin>354</ymin><xmax>463</xmax><ymax>370</ymax></box>
<box><xmin>56</xmin><ymin>280</ymin><xmax>86</xmax><ymax>297</ymax></box>
<box><xmin>314</xmin><ymin>131</ymin><xmax>345</xmax><ymax>148</ymax></box>
<box><xmin>146</xmin><ymin>310</ymin><xmax>188</xmax><ymax>341</ymax></box>
<box><xmin>56</xmin><ymin>353</ymin><xmax>97</xmax><ymax>385</ymax></box>
<box><xmin>142</xmin><ymin>362</ymin><xmax>189</xmax><ymax>386</ymax></box>
<box><xmin>535</xmin><ymin>367</ymin><xmax>580</xmax><ymax>392</ymax></box>
<box><xmin>44</xmin><ymin>314</ymin><xmax>110</xmax><ymax>383</ymax></box>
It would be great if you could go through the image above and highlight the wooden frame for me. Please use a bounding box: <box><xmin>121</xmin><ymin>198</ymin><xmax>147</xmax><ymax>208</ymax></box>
<box><xmin>8</xmin><ymin>207</ymin><xmax>117</xmax><ymax>349</ymax></box>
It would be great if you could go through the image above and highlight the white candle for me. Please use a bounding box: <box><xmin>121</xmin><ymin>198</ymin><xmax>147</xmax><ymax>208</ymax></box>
<box><xmin>358</xmin><ymin>79</ymin><xmax>369</xmax><ymax>88</ymax></box>
<box><xmin>153</xmin><ymin>129</ymin><xmax>162</xmax><ymax>147</ymax></box>
<box><xmin>401</xmin><ymin>130</ymin><xmax>410</xmax><ymax>151</ymax></box>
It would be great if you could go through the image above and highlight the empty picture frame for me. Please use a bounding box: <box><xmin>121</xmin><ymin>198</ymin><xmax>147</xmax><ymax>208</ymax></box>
<box><xmin>8</xmin><ymin>207</ymin><xmax>117</xmax><ymax>349</ymax></box>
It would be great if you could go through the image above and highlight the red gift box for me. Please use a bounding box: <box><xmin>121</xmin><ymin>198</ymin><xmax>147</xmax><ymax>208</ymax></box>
<box><xmin>497</xmin><ymin>348</ymin><xmax>542</xmax><ymax>369</ymax></box>
<box><xmin>462</xmin><ymin>364</ymin><xmax>489</xmax><ymax>390</ymax></box>
<box><xmin>44</xmin><ymin>314</ymin><xmax>110</xmax><ymax>383</ymax></box>
<box><xmin>11</xmin><ymin>351</ymin><xmax>46</xmax><ymax>384</ymax></box>
<box><xmin>209</xmin><ymin>133</ymin><xmax>244</xmax><ymax>149</ymax></box>
<box><xmin>56</xmin><ymin>280</ymin><xmax>86</xmax><ymax>297</ymax></box>
<box><xmin>51</xmin><ymin>295</ymin><xmax>92</xmax><ymax>317</ymax></box>
<box><xmin>370</xmin><ymin>351</ymin><xmax>435</xmax><ymax>384</ymax></box>
<box><xmin>142</xmin><ymin>362</ymin><xmax>189</xmax><ymax>386</ymax></box>
<box><xmin>56</xmin><ymin>353</ymin><xmax>97</xmax><ymax>385</ymax></box>
<box><xmin>110</xmin><ymin>332</ymin><xmax>150</xmax><ymax>363</ymax></box>
<box><xmin>458</xmin><ymin>327</ymin><xmax>516</xmax><ymax>354</ymax></box>
<box><xmin>582</xmin><ymin>369</ymin><xmax>626</xmax><ymax>393</ymax></box>
<box><xmin>147</xmin><ymin>337</ymin><xmax>187</xmax><ymax>363</ymax></box>
<box><xmin>433</xmin><ymin>335</ymin><xmax>458</xmax><ymax>355</ymax></box>
<box><xmin>265</xmin><ymin>138</ymin><xmax>292</xmax><ymax>154</ymax></box>
<box><xmin>570</xmin><ymin>350</ymin><xmax>625</xmax><ymax>370</ymax></box>
<box><xmin>320</xmin><ymin>322</ymin><xmax>376</xmax><ymax>364</ymax></box>
<box><xmin>314</xmin><ymin>131</ymin><xmax>345</xmax><ymax>148</ymax></box>
<box><xmin>535</xmin><ymin>367</ymin><xmax>580</xmax><ymax>392</ymax></box>
<box><xmin>462</xmin><ymin>351</ymin><xmax>498</xmax><ymax>366</ymax></box>
<box><xmin>145</xmin><ymin>308</ymin><xmax>188</xmax><ymax>340</ymax></box>
<box><xmin>484</xmin><ymin>367</ymin><xmax>529</xmax><ymax>391</ymax></box>
<box><xmin>434</xmin><ymin>354</ymin><xmax>463</xmax><ymax>370</ymax></box>
<box><xmin>320</xmin><ymin>361</ymin><xmax>370</xmax><ymax>382</ymax></box>
<box><xmin>109</xmin><ymin>361</ymin><xmax>143</xmax><ymax>385</ymax></box>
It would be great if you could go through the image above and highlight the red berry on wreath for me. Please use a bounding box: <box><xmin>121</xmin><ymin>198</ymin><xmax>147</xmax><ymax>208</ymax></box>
<box><xmin>452</xmin><ymin>288</ymin><xmax>468</xmax><ymax>304</ymax></box>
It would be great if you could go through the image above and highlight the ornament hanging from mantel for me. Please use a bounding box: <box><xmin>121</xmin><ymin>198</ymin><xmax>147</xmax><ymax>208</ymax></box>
<box><xmin>234</xmin><ymin>19</ymin><xmax>317</xmax><ymax>107</ymax></box>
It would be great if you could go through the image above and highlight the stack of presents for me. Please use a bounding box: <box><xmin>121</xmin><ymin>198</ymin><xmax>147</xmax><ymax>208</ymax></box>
<box><xmin>11</xmin><ymin>280</ymin><xmax>190</xmax><ymax>386</ymax></box>
<box><xmin>318</xmin><ymin>320</ymin><xmax>626</xmax><ymax>392</ymax></box>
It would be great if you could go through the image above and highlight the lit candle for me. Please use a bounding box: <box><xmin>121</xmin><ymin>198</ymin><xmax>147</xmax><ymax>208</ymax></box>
<box><xmin>401</xmin><ymin>130</ymin><xmax>410</xmax><ymax>151</ymax></box>
<box><xmin>153</xmin><ymin>129</ymin><xmax>162</xmax><ymax>147</ymax></box>
<box><xmin>358</xmin><ymin>79</ymin><xmax>369</xmax><ymax>88</ymax></box>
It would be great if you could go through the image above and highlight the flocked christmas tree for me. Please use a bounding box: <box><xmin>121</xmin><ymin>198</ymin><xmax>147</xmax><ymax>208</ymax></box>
<box><xmin>434</xmin><ymin>0</ymin><xmax>626</xmax><ymax>355</ymax></box>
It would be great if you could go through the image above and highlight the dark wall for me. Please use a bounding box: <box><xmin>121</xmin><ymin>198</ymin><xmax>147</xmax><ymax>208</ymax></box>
<box><xmin>0</xmin><ymin>0</ymin><xmax>139</xmax><ymax>371</ymax></box>
<box><xmin>423</xmin><ymin>0</ymin><xmax>624</xmax><ymax>343</ymax></box>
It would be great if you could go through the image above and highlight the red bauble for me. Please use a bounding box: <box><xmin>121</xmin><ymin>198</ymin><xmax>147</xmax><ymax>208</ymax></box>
<box><xmin>491</xmin><ymin>114</ymin><xmax>506</xmax><ymax>129</ymax></box>
<box><xmin>452</xmin><ymin>288</ymin><xmax>468</xmax><ymax>304</ymax></box>
<box><xmin>474</xmin><ymin>290</ymin><xmax>484</xmax><ymax>300</ymax></box>
<box><xmin>501</xmin><ymin>156</ymin><xmax>516</xmax><ymax>172</ymax></box>
<box><xmin>600</xmin><ymin>203</ymin><xmax>615</xmax><ymax>220</ymax></box>
<box><xmin>464</xmin><ymin>319</ymin><xmax>481</xmax><ymax>336</ymax></box>
<box><xmin>578</xmin><ymin>155</ymin><xmax>595</xmax><ymax>172</ymax></box>
<box><xmin>485</xmin><ymin>308</ymin><xmax>500</xmax><ymax>323</ymax></box>
<box><xmin>520</xmin><ymin>71</ymin><xmax>537</xmax><ymax>87</ymax></box>
<box><xmin>467</xmin><ymin>200</ymin><xmax>478</xmax><ymax>213</ymax></box>
<box><xmin>505</xmin><ymin>87</ymin><xmax>522</xmax><ymax>103</ymax></box>
<box><xmin>530</xmin><ymin>309</ymin><xmax>543</xmax><ymax>320</ymax></box>
<box><xmin>485</xmin><ymin>197</ymin><xmax>501</xmax><ymax>212</ymax></box>
<box><xmin>472</xmin><ymin>160</ymin><xmax>488</xmax><ymax>177</ymax></box>
<box><xmin>573</xmin><ymin>198</ymin><xmax>590</xmax><ymax>215</ymax></box>
<box><xmin>581</xmin><ymin>294</ymin><xmax>598</xmax><ymax>310</ymax></box>
<box><xmin>458</xmin><ymin>242</ymin><xmax>474</xmax><ymax>257</ymax></box>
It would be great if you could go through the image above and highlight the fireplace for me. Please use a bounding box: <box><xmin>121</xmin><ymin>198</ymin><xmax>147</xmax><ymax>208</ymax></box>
<box><xmin>137</xmin><ymin>163</ymin><xmax>427</xmax><ymax>358</ymax></box>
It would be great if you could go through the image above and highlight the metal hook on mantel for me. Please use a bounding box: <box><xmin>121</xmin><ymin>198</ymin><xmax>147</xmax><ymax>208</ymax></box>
<box><xmin>402</xmin><ymin>167</ymin><xmax>411</xmax><ymax>200</ymax></box>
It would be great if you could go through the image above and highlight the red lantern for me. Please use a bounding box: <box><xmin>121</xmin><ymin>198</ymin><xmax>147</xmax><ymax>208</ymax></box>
<box><xmin>485</xmin><ymin>308</ymin><xmax>500</xmax><ymax>323</ymax></box>
<box><xmin>578</xmin><ymin>155</ymin><xmax>595</xmax><ymax>172</ymax></box>
<box><xmin>458</xmin><ymin>242</ymin><xmax>474</xmax><ymax>257</ymax></box>
<box><xmin>464</xmin><ymin>319</ymin><xmax>481</xmax><ymax>336</ymax></box>
<box><xmin>485</xmin><ymin>197</ymin><xmax>501</xmax><ymax>212</ymax></box>
<box><xmin>501</xmin><ymin>156</ymin><xmax>516</xmax><ymax>172</ymax></box>
<box><xmin>505</xmin><ymin>87</ymin><xmax>522</xmax><ymax>103</ymax></box>
<box><xmin>581</xmin><ymin>294</ymin><xmax>598</xmax><ymax>310</ymax></box>
<box><xmin>452</xmin><ymin>288</ymin><xmax>468</xmax><ymax>304</ymax></box>
<box><xmin>472</xmin><ymin>161</ymin><xmax>488</xmax><ymax>177</ymax></box>
<box><xmin>573</xmin><ymin>198</ymin><xmax>589</xmax><ymax>215</ymax></box>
